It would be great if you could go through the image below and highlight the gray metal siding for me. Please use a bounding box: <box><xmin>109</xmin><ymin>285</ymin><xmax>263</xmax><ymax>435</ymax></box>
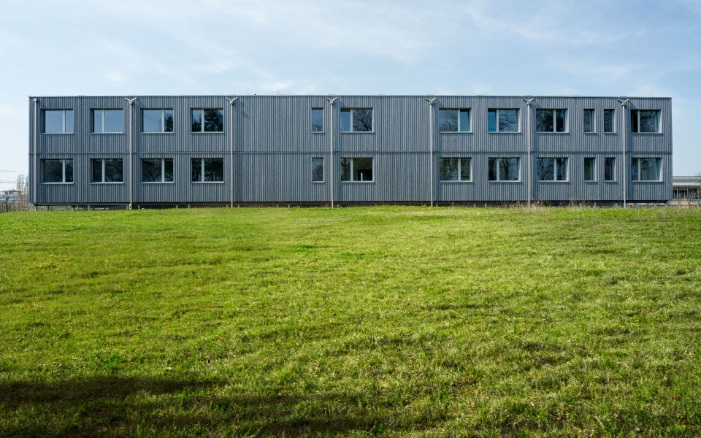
<box><xmin>29</xmin><ymin>95</ymin><xmax>673</xmax><ymax>205</ymax></box>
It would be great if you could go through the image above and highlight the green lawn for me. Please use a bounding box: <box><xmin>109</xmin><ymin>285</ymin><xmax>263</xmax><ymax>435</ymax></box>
<box><xmin>1</xmin><ymin>207</ymin><xmax>700</xmax><ymax>436</ymax></box>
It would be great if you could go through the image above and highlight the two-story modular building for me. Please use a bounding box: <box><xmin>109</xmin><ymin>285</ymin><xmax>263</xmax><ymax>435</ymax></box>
<box><xmin>29</xmin><ymin>95</ymin><xmax>672</xmax><ymax>207</ymax></box>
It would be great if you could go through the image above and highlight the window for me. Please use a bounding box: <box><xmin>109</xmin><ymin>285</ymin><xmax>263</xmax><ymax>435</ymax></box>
<box><xmin>93</xmin><ymin>109</ymin><xmax>124</xmax><ymax>133</ymax></box>
<box><xmin>488</xmin><ymin>109</ymin><xmax>518</xmax><ymax>132</ymax></box>
<box><xmin>311</xmin><ymin>108</ymin><xmax>324</xmax><ymax>133</ymax></box>
<box><xmin>631</xmin><ymin>110</ymin><xmax>659</xmax><ymax>133</ymax></box>
<box><xmin>537</xmin><ymin>157</ymin><xmax>568</xmax><ymax>181</ymax></box>
<box><xmin>603</xmin><ymin>109</ymin><xmax>614</xmax><ymax>133</ymax></box>
<box><xmin>631</xmin><ymin>158</ymin><xmax>661</xmax><ymax>181</ymax></box>
<box><xmin>340</xmin><ymin>157</ymin><xmax>373</xmax><ymax>182</ymax></box>
<box><xmin>604</xmin><ymin>157</ymin><xmax>615</xmax><ymax>181</ymax></box>
<box><xmin>536</xmin><ymin>109</ymin><xmax>567</xmax><ymax>133</ymax></box>
<box><xmin>583</xmin><ymin>109</ymin><xmax>594</xmax><ymax>133</ymax></box>
<box><xmin>92</xmin><ymin>159</ymin><xmax>123</xmax><ymax>183</ymax></box>
<box><xmin>584</xmin><ymin>157</ymin><xmax>596</xmax><ymax>181</ymax></box>
<box><xmin>44</xmin><ymin>110</ymin><xmax>73</xmax><ymax>134</ymax></box>
<box><xmin>42</xmin><ymin>159</ymin><xmax>73</xmax><ymax>183</ymax></box>
<box><xmin>192</xmin><ymin>158</ymin><xmax>224</xmax><ymax>182</ymax></box>
<box><xmin>340</xmin><ymin>108</ymin><xmax>373</xmax><ymax>132</ymax></box>
<box><xmin>439</xmin><ymin>158</ymin><xmax>471</xmax><ymax>181</ymax></box>
<box><xmin>312</xmin><ymin>157</ymin><xmax>324</xmax><ymax>182</ymax></box>
<box><xmin>142</xmin><ymin>159</ymin><xmax>174</xmax><ymax>183</ymax></box>
<box><xmin>439</xmin><ymin>109</ymin><xmax>470</xmax><ymax>132</ymax></box>
<box><xmin>143</xmin><ymin>109</ymin><xmax>174</xmax><ymax>133</ymax></box>
<box><xmin>191</xmin><ymin>109</ymin><xmax>224</xmax><ymax>132</ymax></box>
<box><xmin>488</xmin><ymin>158</ymin><xmax>520</xmax><ymax>181</ymax></box>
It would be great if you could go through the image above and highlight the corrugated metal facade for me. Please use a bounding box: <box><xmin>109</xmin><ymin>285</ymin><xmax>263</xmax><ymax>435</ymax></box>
<box><xmin>29</xmin><ymin>95</ymin><xmax>672</xmax><ymax>206</ymax></box>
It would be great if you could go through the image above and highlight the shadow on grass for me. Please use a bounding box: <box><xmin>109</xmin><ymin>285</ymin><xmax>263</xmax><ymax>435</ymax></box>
<box><xmin>1</xmin><ymin>376</ymin><xmax>437</xmax><ymax>436</ymax></box>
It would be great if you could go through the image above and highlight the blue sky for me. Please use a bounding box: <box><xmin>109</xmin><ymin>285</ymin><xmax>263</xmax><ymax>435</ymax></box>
<box><xmin>1</xmin><ymin>0</ymin><xmax>700</xmax><ymax>190</ymax></box>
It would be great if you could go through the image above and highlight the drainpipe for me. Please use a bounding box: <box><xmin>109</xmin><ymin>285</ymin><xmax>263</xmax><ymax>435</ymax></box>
<box><xmin>426</xmin><ymin>97</ymin><xmax>437</xmax><ymax>206</ymax></box>
<box><xmin>125</xmin><ymin>97</ymin><xmax>138</xmax><ymax>209</ymax></box>
<box><xmin>32</xmin><ymin>98</ymin><xmax>39</xmax><ymax>207</ymax></box>
<box><xmin>523</xmin><ymin>98</ymin><xmax>535</xmax><ymax>206</ymax></box>
<box><xmin>618</xmin><ymin>98</ymin><xmax>629</xmax><ymax>208</ymax></box>
<box><xmin>226</xmin><ymin>97</ymin><xmax>238</xmax><ymax>207</ymax></box>
<box><xmin>326</xmin><ymin>97</ymin><xmax>338</xmax><ymax>208</ymax></box>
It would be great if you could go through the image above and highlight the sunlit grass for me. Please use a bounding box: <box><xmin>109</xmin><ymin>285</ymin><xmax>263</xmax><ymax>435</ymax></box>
<box><xmin>1</xmin><ymin>207</ymin><xmax>700</xmax><ymax>436</ymax></box>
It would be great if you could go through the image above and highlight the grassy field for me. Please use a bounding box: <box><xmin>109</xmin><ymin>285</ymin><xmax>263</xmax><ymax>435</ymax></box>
<box><xmin>1</xmin><ymin>206</ymin><xmax>700</xmax><ymax>436</ymax></box>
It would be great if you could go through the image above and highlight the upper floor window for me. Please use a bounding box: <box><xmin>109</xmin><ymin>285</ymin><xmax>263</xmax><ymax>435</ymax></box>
<box><xmin>42</xmin><ymin>159</ymin><xmax>73</xmax><ymax>184</ymax></box>
<box><xmin>536</xmin><ymin>109</ymin><xmax>567</xmax><ymax>133</ymax></box>
<box><xmin>311</xmin><ymin>108</ymin><xmax>324</xmax><ymax>132</ymax></box>
<box><xmin>631</xmin><ymin>110</ymin><xmax>659</xmax><ymax>133</ymax></box>
<box><xmin>143</xmin><ymin>109</ymin><xmax>174</xmax><ymax>133</ymax></box>
<box><xmin>93</xmin><ymin>109</ymin><xmax>124</xmax><ymax>133</ymax></box>
<box><xmin>604</xmin><ymin>109</ymin><xmax>615</xmax><ymax>133</ymax></box>
<box><xmin>44</xmin><ymin>109</ymin><xmax>73</xmax><ymax>134</ymax></box>
<box><xmin>92</xmin><ymin>159</ymin><xmax>123</xmax><ymax>183</ymax></box>
<box><xmin>488</xmin><ymin>109</ymin><xmax>518</xmax><ymax>132</ymax></box>
<box><xmin>142</xmin><ymin>158</ymin><xmax>174</xmax><ymax>183</ymax></box>
<box><xmin>191</xmin><ymin>109</ymin><xmax>223</xmax><ymax>132</ymax></box>
<box><xmin>340</xmin><ymin>108</ymin><xmax>373</xmax><ymax>132</ymax></box>
<box><xmin>631</xmin><ymin>158</ymin><xmax>661</xmax><ymax>181</ymax></box>
<box><xmin>583</xmin><ymin>109</ymin><xmax>594</xmax><ymax>133</ymax></box>
<box><xmin>312</xmin><ymin>157</ymin><xmax>324</xmax><ymax>182</ymax></box>
<box><xmin>584</xmin><ymin>157</ymin><xmax>596</xmax><ymax>181</ymax></box>
<box><xmin>488</xmin><ymin>157</ymin><xmax>520</xmax><ymax>181</ymax></box>
<box><xmin>439</xmin><ymin>109</ymin><xmax>470</xmax><ymax>132</ymax></box>
<box><xmin>604</xmin><ymin>157</ymin><xmax>616</xmax><ymax>181</ymax></box>
<box><xmin>537</xmin><ymin>157</ymin><xmax>568</xmax><ymax>181</ymax></box>
<box><xmin>340</xmin><ymin>157</ymin><xmax>373</xmax><ymax>181</ymax></box>
<box><xmin>439</xmin><ymin>157</ymin><xmax>471</xmax><ymax>181</ymax></box>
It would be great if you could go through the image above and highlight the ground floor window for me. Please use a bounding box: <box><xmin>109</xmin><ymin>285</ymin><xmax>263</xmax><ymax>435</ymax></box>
<box><xmin>488</xmin><ymin>157</ymin><xmax>520</xmax><ymax>181</ymax></box>
<box><xmin>142</xmin><ymin>159</ymin><xmax>174</xmax><ymax>183</ymax></box>
<box><xmin>439</xmin><ymin>157</ymin><xmax>471</xmax><ymax>181</ymax></box>
<box><xmin>92</xmin><ymin>159</ymin><xmax>123</xmax><ymax>183</ymax></box>
<box><xmin>312</xmin><ymin>157</ymin><xmax>324</xmax><ymax>182</ymax></box>
<box><xmin>584</xmin><ymin>157</ymin><xmax>595</xmax><ymax>181</ymax></box>
<box><xmin>42</xmin><ymin>159</ymin><xmax>73</xmax><ymax>183</ymax></box>
<box><xmin>537</xmin><ymin>157</ymin><xmax>568</xmax><ymax>181</ymax></box>
<box><xmin>604</xmin><ymin>157</ymin><xmax>616</xmax><ymax>181</ymax></box>
<box><xmin>631</xmin><ymin>158</ymin><xmax>661</xmax><ymax>181</ymax></box>
<box><xmin>191</xmin><ymin>158</ymin><xmax>224</xmax><ymax>182</ymax></box>
<box><xmin>341</xmin><ymin>157</ymin><xmax>373</xmax><ymax>182</ymax></box>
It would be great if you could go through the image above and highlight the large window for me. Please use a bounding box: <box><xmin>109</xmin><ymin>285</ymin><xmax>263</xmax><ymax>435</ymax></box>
<box><xmin>311</xmin><ymin>108</ymin><xmax>324</xmax><ymax>133</ymax></box>
<box><xmin>584</xmin><ymin>157</ymin><xmax>596</xmax><ymax>181</ymax></box>
<box><xmin>340</xmin><ymin>108</ymin><xmax>373</xmax><ymax>132</ymax></box>
<box><xmin>488</xmin><ymin>109</ymin><xmax>518</xmax><ymax>132</ymax></box>
<box><xmin>143</xmin><ymin>109</ymin><xmax>174</xmax><ymax>133</ymax></box>
<box><xmin>631</xmin><ymin>110</ymin><xmax>659</xmax><ymax>133</ymax></box>
<box><xmin>439</xmin><ymin>109</ymin><xmax>470</xmax><ymax>132</ymax></box>
<box><xmin>439</xmin><ymin>157</ymin><xmax>471</xmax><ymax>181</ymax></box>
<box><xmin>537</xmin><ymin>157</ymin><xmax>568</xmax><ymax>181</ymax></box>
<box><xmin>312</xmin><ymin>157</ymin><xmax>324</xmax><ymax>182</ymax></box>
<box><xmin>42</xmin><ymin>159</ymin><xmax>73</xmax><ymax>183</ymax></box>
<box><xmin>44</xmin><ymin>109</ymin><xmax>73</xmax><ymax>134</ymax></box>
<box><xmin>93</xmin><ymin>109</ymin><xmax>124</xmax><ymax>133</ymax></box>
<box><xmin>92</xmin><ymin>159</ymin><xmax>123</xmax><ymax>183</ymax></box>
<box><xmin>583</xmin><ymin>109</ymin><xmax>594</xmax><ymax>133</ymax></box>
<box><xmin>191</xmin><ymin>109</ymin><xmax>224</xmax><ymax>132</ymax></box>
<box><xmin>536</xmin><ymin>109</ymin><xmax>567</xmax><ymax>133</ymax></box>
<box><xmin>142</xmin><ymin>159</ymin><xmax>174</xmax><ymax>183</ymax></box>
<box><xmin>340</xmin><ymin>157</ymin><xmax>373</xmax><ymax>182</ymax></box>
<box><xmin>488</xmin><ymin>158</ymin><xmax>520</xmax><ymax>181</ymax></box>
<box><xmin>603</xmin><ymin>109</ymin><xmax>615</xmax><ymax>133</ymax></box>
<box><xmin>604</xmin><ymin>157</ymin><xmax>615</xmax><ymax>181</ymax></box>
<box><xmin>631</xmin><ymin>158</ymin><xmax>661</xmax><ymax>181</ymax></box>
<box><xmin>191</xmin><ymin>158</ymin><xmax>224</xmax><ymax>182</ymax></box>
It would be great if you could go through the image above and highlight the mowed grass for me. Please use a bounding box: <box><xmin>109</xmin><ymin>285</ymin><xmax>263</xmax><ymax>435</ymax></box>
<box><xmin>1</xmin><ymin>206</ymin><xmax>700</xmax><ymax>437</ymax></box>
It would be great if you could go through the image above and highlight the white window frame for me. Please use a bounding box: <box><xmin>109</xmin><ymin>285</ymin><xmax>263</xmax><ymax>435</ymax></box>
<box><xmin>536</xmin><ymin>157</ymin><xmax>569</xmax><ymax>181</ymax></box>
<box><xmin>44</xmin><ymin>109</ymin><xmax>74</xmax><ymax>134</ymax></box>
<box><xmin>603</xmin><ymin>109</ymin><xmax>615</xmax><ymax>133</ymax></box>
<box><xmin>312</xmin><ymin>157</ymin><xmax>324</xmax><ymax>183</ymax></box>
<box><xmin>631</xmin><ymin>110</ymin><xmax>660</xmax><ymax>133</ymax></box>
<box><xmin>584</xmin><ymin>157</ymin><xmax>596</xmax><ymax>182</ymax></box>
<box><xmin>191</xmin><ymin>158</ymin><xmax>224</xmax><ymax>183</ymax></box>
<box><xmin>311</xmin><ymin>108</ymin><xmax>324</xmax><ymax>133</ymax></box>
<box><xmin>583</xmin><ymin>109</ymin><xmax>595</xmax><ymax>133</ymax></box>
<box><xmin>143</xmin><ymin>109</ymin><xmax>174</xmax><ymax>133</ymax></box>
<box><xmin>488</xmin><ymin>109</ymin><xmax>519</xmax><ymax>133</ymax></box>
<box><xmin>488</xmin><ymin>157</ymin><xmax>520</xmax><ymax>182</ymax></box>
<box><xmin>91</xmin><ymin>159</ymin><xmax>124</xmax><ymax>184</ymax></box>
<box><xmin>604</xmin><ymin>157</ymin><xmax>616</xmax><ymax>182</ymax></box>
<box><xmin>340</xmin><ymin>157</ymin><xmax>374</xmax><ymax>182</ymax></box>
<box><xmin>439</xmin><ymin>157</ymin><xmax>472</xmax><ymax>181</ymax></box>
<box><xmin>93</xmin><ymin>109</ymin><xmax>124</xmax><ymax>133</ymax></box>
<box><xmin>438</xmin><ymin>109</ymin><xmax>470</xmax><ymax>133</ymax></box>
<box><xmin>631</xmin><ymin>158</ymin><xmax>662</xmax><ymax>181</ymax></box>
<box><xmin>340</xmin><ymin>108</ymin><xmax>374</xmax><ymax>133</ymax></box>
<box><xmin>42</xmin><ymin>159</ymin><xmax>73</xmax><ymax>184</ymax></box>
<box><xmin>536</xmin><ymin>109</ymin><xmax>567</xmax><ymax>133</ymax></box>
<box><xmin>191</xmin><ymin>108</ymin><xmax>224</xmax><ymax>133</ymax></box>
<box><xmin>142</xmin><ymin>158</ymin><xmax>174</xmax><ymax>183</ymax></box>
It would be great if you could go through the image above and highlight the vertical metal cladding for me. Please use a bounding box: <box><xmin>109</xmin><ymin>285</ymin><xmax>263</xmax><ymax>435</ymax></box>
<box><xmin>29</xmin><ymin>95</ymin><xmax>672</xmax><ymax>205</ymax></box>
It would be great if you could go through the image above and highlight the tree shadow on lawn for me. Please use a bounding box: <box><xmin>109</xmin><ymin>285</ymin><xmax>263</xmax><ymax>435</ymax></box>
<box><xmin>1</xmin><ymin>376</ymin><xmax>437</xmax><ymax>436</ymax></box>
